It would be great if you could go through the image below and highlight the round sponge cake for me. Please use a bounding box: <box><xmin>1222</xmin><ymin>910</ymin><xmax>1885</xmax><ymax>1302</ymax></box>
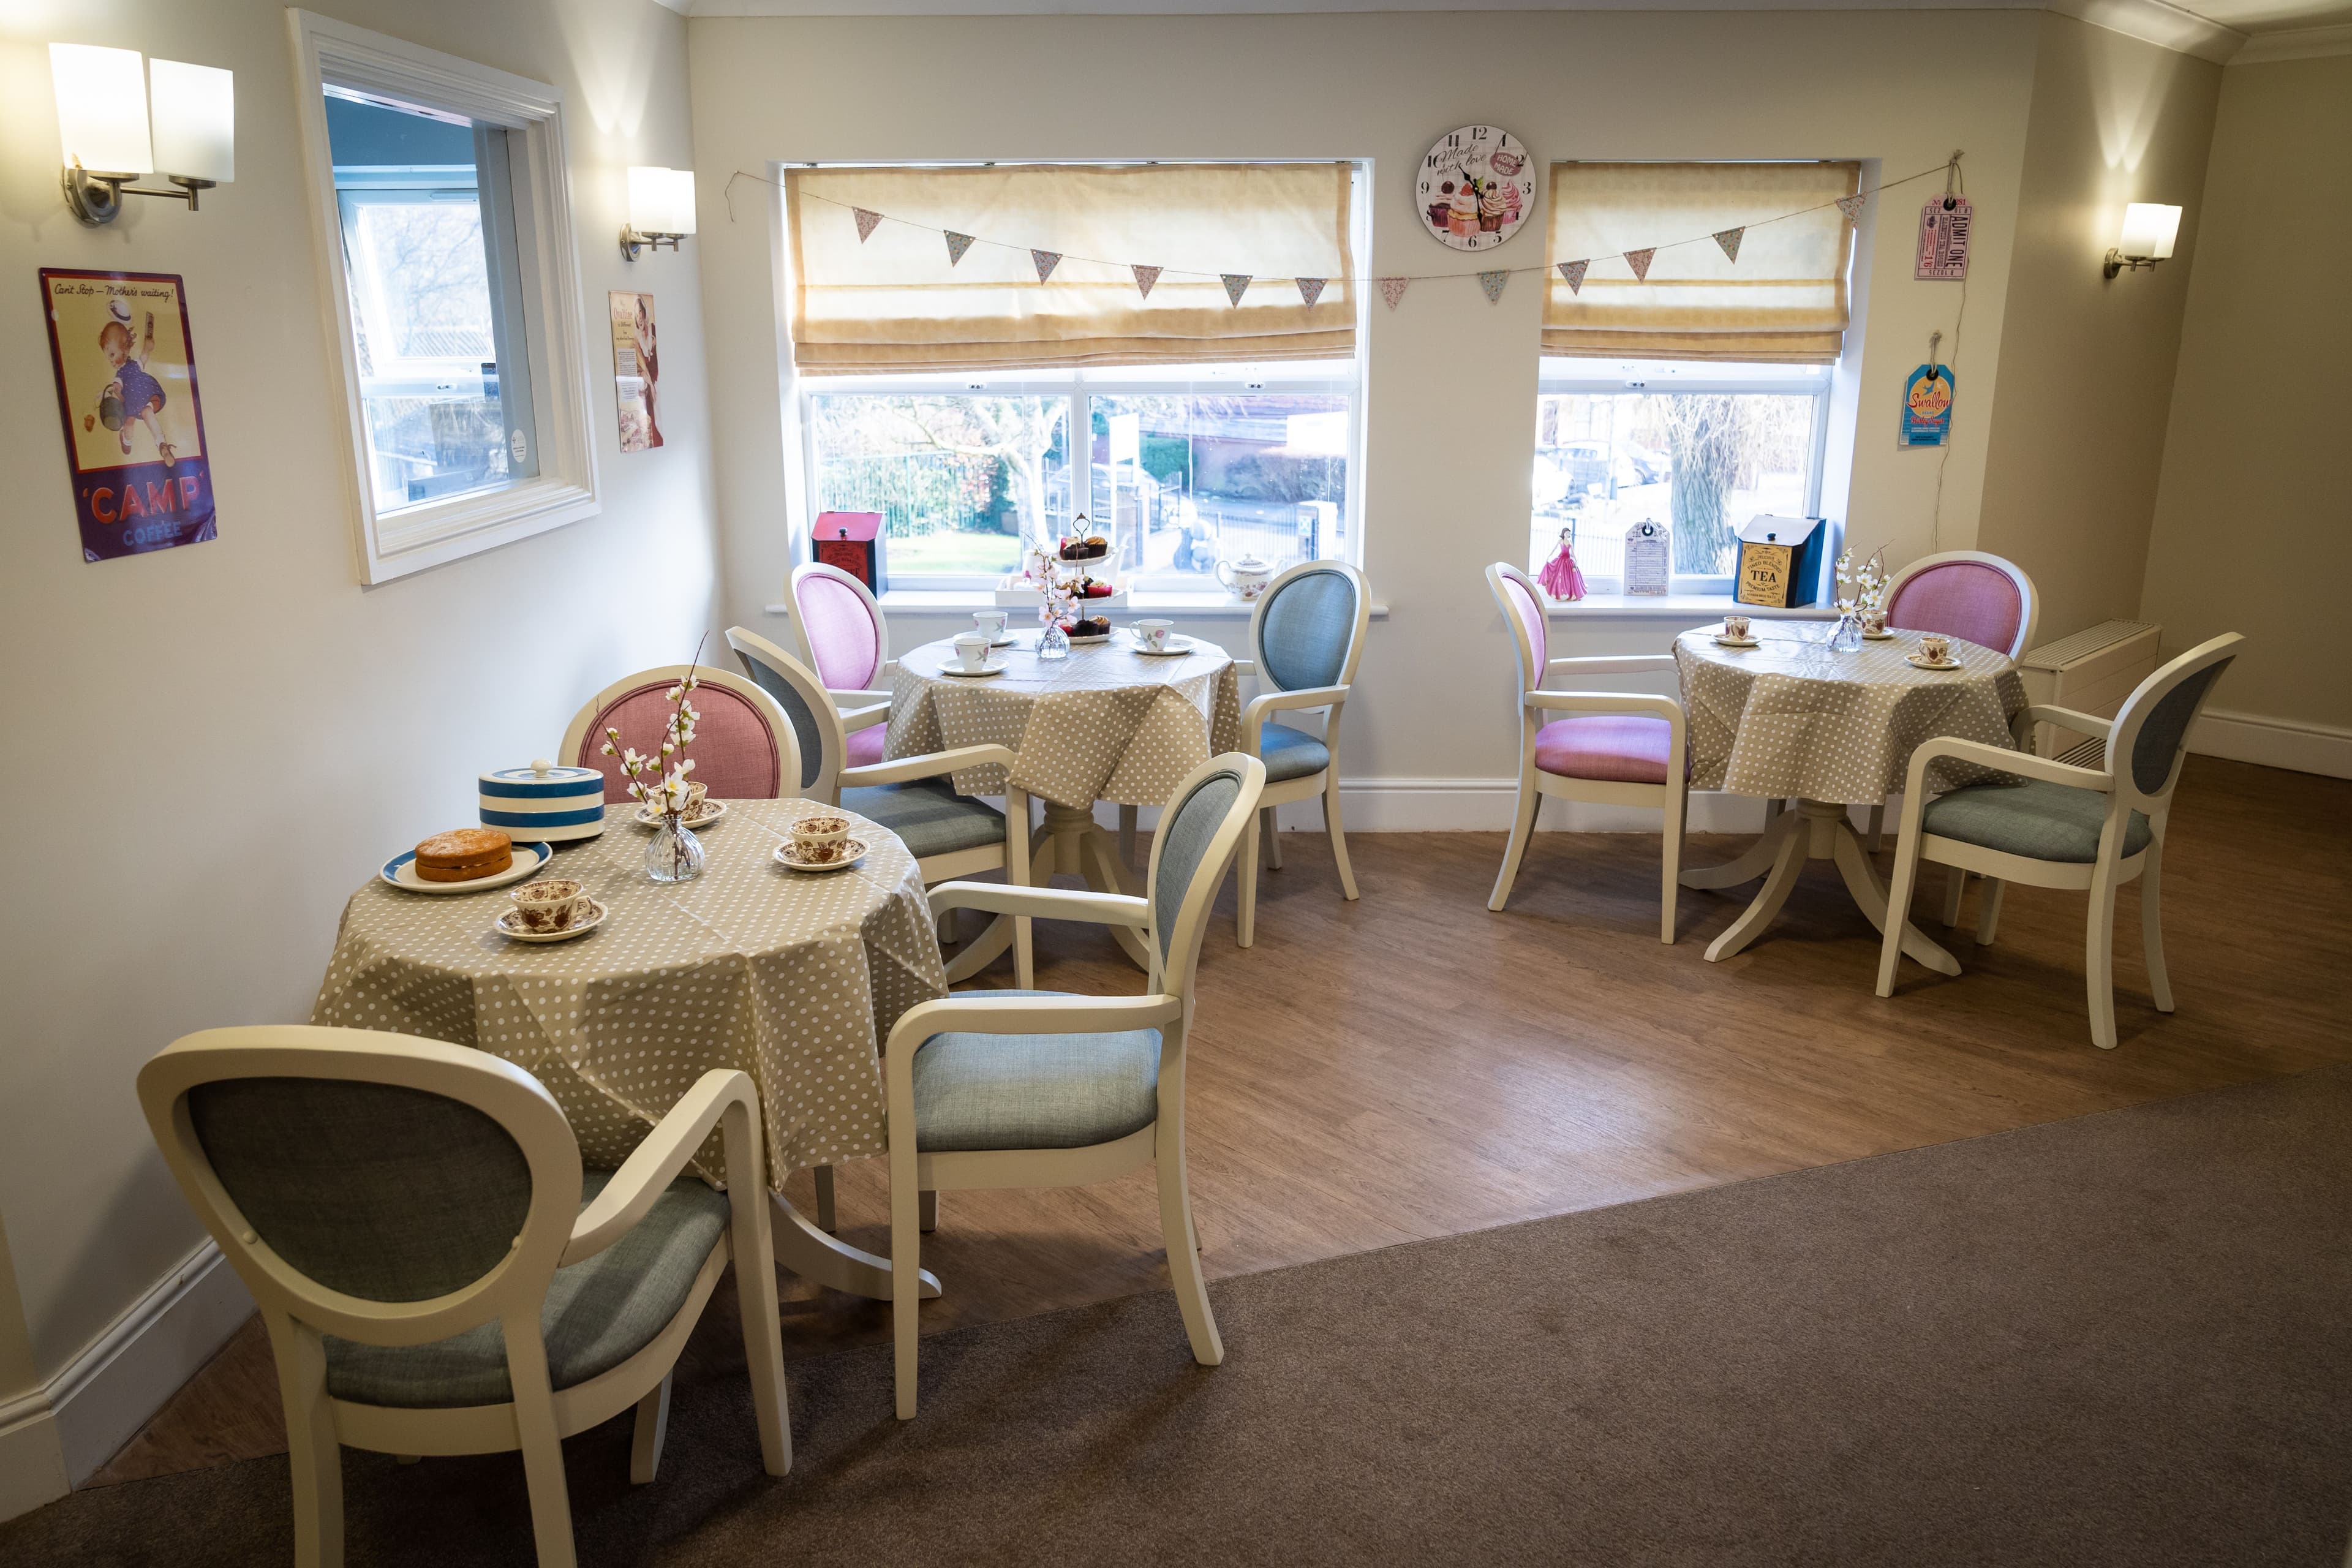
<box><xmin>415</xmin><ymin>827</ymin><xmax>514</xmax><ymax>883</ymax></box>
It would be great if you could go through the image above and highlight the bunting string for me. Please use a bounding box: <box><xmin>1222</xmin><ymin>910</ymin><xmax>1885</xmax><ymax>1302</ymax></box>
<box><xmin>729</xmin><ymin>158</ymin><xmax>1959</xmax><ymax>296</ymax></box>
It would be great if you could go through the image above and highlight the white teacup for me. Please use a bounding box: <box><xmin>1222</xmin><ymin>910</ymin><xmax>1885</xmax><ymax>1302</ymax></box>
<box><xmin>790</xmin><ymin>813</ymin><xmax>853</xmax><ymax>865</ymax></box>
<box><xmin>1919</xmin><ymin>634</ymin><xmax>1952</xmax><ymax>665</ymax></box>
<box><xmin>1722</xmin><ymin>615</ymin><xmax>1752</xmax><ymax>642</ymax></box>
<box><xmin>952</xmin><ymin>632</ymin><xmax>991</xmax><ymax>672</ymax></box>
<box><xmin>510</xmin><ymin>878</ymin><xmax>585</xmax><ymax>933</ymax></box>
<box><xmin>973</xmin><ymin>610</ymin><xmax>1009</xmax><ymax>642</ymax></box>
<box><xmin>1133</xmin><ymin>619</ymin><xmax>1174</xmax><ymax>653</ymax></box>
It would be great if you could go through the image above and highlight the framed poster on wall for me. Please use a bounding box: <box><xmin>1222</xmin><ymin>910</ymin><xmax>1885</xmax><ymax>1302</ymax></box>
<box><xmin>40</xmin><ymin>269</ymin><xmax>216</xmax><ymax>561</ymax></box>
<box><xmin>610</xmin><ymin>291</ymin><xmax>663</xmax><ymax>451</ymax></box>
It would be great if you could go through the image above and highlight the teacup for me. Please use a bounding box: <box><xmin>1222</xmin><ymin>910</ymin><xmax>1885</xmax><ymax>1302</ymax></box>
<box><xmin>791</xmin><ymin>813</ymin><xmax>853</xmax><ymax>865</ymax></box>
<box><xmin>1919</xmin><ymin>634</ymin><xmax>1952</xmax><ymax>665</ymax></box>
<box><xmin>510</xmin><ymin>878</ymin><xmax>585</xmax><ymax>933</ymax></box>
<box><xmin>952</xmin><ymin>632</ymin><xmax>992</xmax><ymax>672</ymax></box>
<box><xmin>1862</xmin><ymin>609</ymin><xmax>1889</xmax><ymax>637</ymax></box>
<box><xmin>1722</xmin><ymin>615</ymin><xmax>1752</xmax><ymax>642</ymax></box>
<box><xmin>973</xmin><ymin>610</ymin><xmax>1009</xmax><ymax>643</ymax></box>
<box><xmin>1134</xmin><ymin>619</ymin><xmax>1174</xmax><ymax>653</ymax></box>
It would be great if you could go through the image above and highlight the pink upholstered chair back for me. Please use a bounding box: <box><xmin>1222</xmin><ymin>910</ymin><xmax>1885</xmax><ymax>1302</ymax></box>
<box><xmin>1493</xmin><ymin>567</ymin><xmax>1549</xmax><ymax>687</ymax></box>
<box><xmin>572</xmin><ymin>680</ymin><xmax>787</xmax><ymax>803</ymax></box>
<box><xmin>792</xmin><ymin>567</ymin><xmax>883</xmax><ymax>692</ymax></box>
<box><xmin>1883</xmin><ymin>556</ymin><xmax>2034</xmax><ymax>657</ymax></box>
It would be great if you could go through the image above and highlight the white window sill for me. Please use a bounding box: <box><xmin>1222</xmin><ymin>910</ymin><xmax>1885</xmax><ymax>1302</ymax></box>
<box><xmin>1547</xmin><ymin>594</ymin><xmax>1838</xmax><ymax>620</ymax></box>
<box><xmin>766</xmin><ymin>591</ymin><xmax>1390</xmax><ymax>620</ymax></box>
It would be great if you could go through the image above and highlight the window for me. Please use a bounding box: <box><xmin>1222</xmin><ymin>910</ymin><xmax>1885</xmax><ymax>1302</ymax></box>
<box><xmin>1530</xmin><ymin>358</ymin><xmax>1829</xmax><ymax>594</ymax></box>
<box><xmin>292</xmin><ymin>13</ymin><xmax>598</xmax><ymax>584</ymax></box>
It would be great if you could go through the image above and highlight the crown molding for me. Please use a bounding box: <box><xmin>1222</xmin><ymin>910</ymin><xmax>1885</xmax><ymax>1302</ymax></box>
<box><xmin>2228</xmin><ymin>19</ymin><xmax>2352</xmax><ymax>58</ymax></box>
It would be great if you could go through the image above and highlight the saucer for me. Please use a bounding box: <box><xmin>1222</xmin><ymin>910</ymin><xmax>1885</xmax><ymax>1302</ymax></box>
<box><xmin>1712</xmin><ymin>635</ymin><xmax>1759</xmax><ymax>649</ymax></box>
<box><xmin>634</xmin><ymin>800</ymin><xmax>728</xmax><ymax>829</ymax></box>
<box><xmin>775</xmin><ymin>837</ymin><xmax>869</xmax><ymax>873</ymax></box>
<box><xmin>382</xmin><ymin>840</ymin><xmax>552</xmax><ymax>895</ymax></box>
<box><xmin>1906</xmin><ymin>654</ymin><xmax>1964</xmax><ymax>671</ymax></box>
<box><xmin>1063</xmin><ymin>632</ymin><xmax>1111</xmax><ymax>646</ymax></box>
<box><xmin>496</xmin><ymin>897</ymin><xmax>606</xmax><ymax>943</ymax></box>
<box><xmin>938</xmin><ymin>658</ymin><xmax>1008</xmax><ymax>678</ymax></box>
<box><xmin>1131</xmin><ymin>635</ymin><xmax>1196</xmax><ymax>657</ymax></box>
<box><xmin>1862</xmin><ymin>630</ymin><xmax>1898</xmax><ymax>641</ymax></box>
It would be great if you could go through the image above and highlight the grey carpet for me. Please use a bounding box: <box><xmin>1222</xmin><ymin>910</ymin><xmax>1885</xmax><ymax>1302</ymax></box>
<box><xmin>10</xmin><ymin>1066</ymin><xmax>2350</xmax><ymax>1568</ymax></box>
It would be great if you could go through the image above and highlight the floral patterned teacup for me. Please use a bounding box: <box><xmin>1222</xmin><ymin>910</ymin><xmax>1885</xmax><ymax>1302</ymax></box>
<box><xmin>511</xmin><ymin>878</ymin><xmax>586</xmax><ymax>933</ymax></box>
<box><xmin>790</xmin><ymin>814</ymin><xmax>853</xmax><ymax>865</ymax></box>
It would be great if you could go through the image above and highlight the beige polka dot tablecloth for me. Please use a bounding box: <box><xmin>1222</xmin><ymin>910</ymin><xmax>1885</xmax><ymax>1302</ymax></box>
<box><xmin>887</xmin><ymin>631</ymin><xmax>1241</xmax><ymax>810</ymax></box>
<box><xmin>311</xmin><ymin>799</ymin><xmax>947</xmax><ymax>1188</ymax></box>
<box><xmin>1674</xmin><ymin>621</ymin><xmax>2030</xmax><ymax>805</ymax></box>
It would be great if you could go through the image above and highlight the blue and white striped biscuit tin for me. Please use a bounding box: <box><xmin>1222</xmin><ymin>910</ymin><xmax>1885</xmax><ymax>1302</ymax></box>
<box><xmin>479</xmin><ymin>761</ymin><xmax>607</xmax><ymax>842</ymax></box>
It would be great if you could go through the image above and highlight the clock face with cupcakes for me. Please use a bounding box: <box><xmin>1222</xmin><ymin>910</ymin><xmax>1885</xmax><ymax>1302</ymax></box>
<box><xmin>1417</xmin><ymin>126</ymin><xmax>1535</xmax><ymax>252</ymax></box>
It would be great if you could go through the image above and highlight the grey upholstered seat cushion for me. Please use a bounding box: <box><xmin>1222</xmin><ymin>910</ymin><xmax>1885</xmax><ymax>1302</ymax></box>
<box><xmin>1921</xmin><ymin>778</ymin><xmax>2152</xmax><ymax>864</ymax></box>
<box><xmin>323</xmin><ymin>1171</ymin><xmax>729</xmax><ymax>1409</ymax></box>
<box><xmin>1257</xmin><ymin>723</ymin><xmax>1330</xmax><ymax>782</ymax></box>
<box><xmin>911</xmin><ymin>989</ymin><xmax>1161</xmax><ymax>1153</ymax></box>
<box><xmin>841</xmin><ymin>776</ymin><xmax>1006</xmax><ymax>858</ymax></box>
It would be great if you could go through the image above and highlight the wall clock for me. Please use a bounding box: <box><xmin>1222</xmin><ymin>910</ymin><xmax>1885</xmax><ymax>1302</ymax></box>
<box><xmin>1416</xmin><ymin>125</ymin><xmax>1534</xmax><ymax>252</ymax></box>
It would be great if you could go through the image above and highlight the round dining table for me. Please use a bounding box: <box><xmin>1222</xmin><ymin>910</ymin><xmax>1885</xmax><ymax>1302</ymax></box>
<box><xmin>887</xmin><ymin>627</ymin><xmax>1241</xmax><ymax>967</ymax></box>
<box><xmin>1672</xmin><ymin>619</ymin><xmax>2030</xmax><ymax>967</ymax></box>
<box><xmin>311</xmin><ymin>796</ymin><xmax>949</xmax><ymax>1302</ymax></box>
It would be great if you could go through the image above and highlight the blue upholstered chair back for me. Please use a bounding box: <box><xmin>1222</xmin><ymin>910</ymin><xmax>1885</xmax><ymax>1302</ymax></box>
<box><xmin>188</xmin><ymin>1077</ymin><xmax>541</xmax><ymax>1303</ymax></box>
<box><xmin>729</xmin><ymin>629</ymin><xmax>838</xmax><ymax>796</ymax></box>
<box><xmin>1254</xmin><ymin>567</ymin><xmax>1363</xmax><ymax>692</ymax></box>
<box><xmin>2114</xmin><ymin>638</ymin><xmax>2239</xmax><ymax>801</ymax></box>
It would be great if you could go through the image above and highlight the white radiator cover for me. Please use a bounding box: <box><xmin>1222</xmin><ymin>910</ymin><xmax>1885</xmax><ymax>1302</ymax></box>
<box><xmin>2018</xmin><ymin>620</ymin><xmax>2160</xmax><ymax>759</ymax></box>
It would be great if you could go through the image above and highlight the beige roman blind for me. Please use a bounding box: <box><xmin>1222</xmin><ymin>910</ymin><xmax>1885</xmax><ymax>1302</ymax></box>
<box><xmin>786</xmin><ymin>163</ymin><xmax>1354</xmax><ymax>373</ymax></box>
<box><xmin>1543</xmin><ymin>161</ymin><xmax>1861</xmax><ymax>363</ymax></box>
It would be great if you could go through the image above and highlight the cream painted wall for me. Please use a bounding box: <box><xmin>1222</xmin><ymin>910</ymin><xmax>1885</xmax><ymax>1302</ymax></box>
<box><xmin>686</xmin><ymin>9</ymin><xmax>2060</xmax><ymax>791</ymax></box>
<box><xmin>0</xmin><ymin>0</ymin><xmax>717</xmax><ymax>1422</ymax></box>
<box><xmin>2139</xmin><ymin>55</ymin><xmax>2352</xmax><ymax>733</ymax></box>
<box><xmin>1977</xmin><ymin>13</ymin><xmax>2220</xmax><ymax>645</ymax></box>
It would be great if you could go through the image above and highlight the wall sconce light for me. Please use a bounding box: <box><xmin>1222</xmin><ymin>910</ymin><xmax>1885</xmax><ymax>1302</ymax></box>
<box><xmin>51</xmin><ymin>45</ymin><xmax>234</xmax><ymax>226</ymax></box>
<box><xmin>622</xmin><ymin>167</ymin><xmax>696</xmax><ymax>260</ymax></box>
<box><xmin>2105</xmin><ymin>203</ymin><xmax>2180</xmax><ymax>279</ymax></box>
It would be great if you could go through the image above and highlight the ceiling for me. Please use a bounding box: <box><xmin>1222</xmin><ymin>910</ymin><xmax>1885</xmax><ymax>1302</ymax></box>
<box><xmin>652</xmin><ymin>0</ymin><xmax>2352</xmax><ymax>64</ymax></box>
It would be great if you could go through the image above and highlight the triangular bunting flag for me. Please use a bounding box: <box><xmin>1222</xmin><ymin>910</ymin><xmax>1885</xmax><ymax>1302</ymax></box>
<box><xmin>1836</xmin><ymin>194</ymin><xmax>1869</xmax><ymax>224</ymax></box>
<box><xmin>1479</xmin><ymin>270</ymin><xmax>1509</xmax><ymax>304</ymax></box>
<box><xmin>944</xmin><ymin>231</ymin><xmax>975</xmax><ymax>266</ymax></box>
<box><xmin>1295</xmin><ymin>276</ymin><xmax>1327</xmax><ymax>308</ymax></box>
<box><xmin>1031</xmin><ymin>250</ymin><xmax>1061</xmax><ymax>284</ymax></box>
<box><xmin>1556</xmin><ymin>260</ymin><xmax>1589</xmax><ymax>295</ymax></box>
<box><xmin>1624</xmin><ymin>247</ymin><xmax>1656</xmax><ymax>282</ymax></box>
<box><xmin>853</xmin><ymin>208</ymin><xmax>883</xmax><ymax>243</ymax></box>
<box><xmin>1221</xmin><ymin>274</ymin><xmax>1251</xmax><ymax>306</ymax></box>
<box><xmin>1379</xmin><ymin>277</ymin><xmax>1410</xmax><ymax>311</ymax></box>
<box><xmin>1713</xmin><ymin>227</ymin><xmax>1744</xmax><ymax>262</ymax></box>
<box><xmin>1132</xmin><ymin>265</ymin><xmax>1162</xmax><ymax>300</ymax></box>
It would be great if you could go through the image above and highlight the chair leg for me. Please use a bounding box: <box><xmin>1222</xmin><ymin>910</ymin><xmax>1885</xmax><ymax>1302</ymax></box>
<box><xmin>1262</xmin><ymin>805</ymin><xmax>1283</xmax><ymax>870</ymax></box>
<box><xmin>1488</xmin><ymin>769</ymin><xmax>1542</xmax><ymax>913</ymax></box>
<box><xmin>1658</xmin><ymin>782</ymin><xmax>1686</xmax><ymax>946</ymax></box>
<box><xmin>628</xmin><ymin>1374</ymin><xmax>671</xmax><ymax>1484</ymax></box>
<box><xmin>726</xmin><ymin>1120</ymin><xmax>791</xmax><ymax>1477</ymax></box>
<box><xmin>265</xmin><ymin>1311</ymin><xmax>344</xmax><ymax>1568</ymax></box>
<box><xmin>919</xmin><ymin>1189</ymin><xmax>938</xmax><ymax>1232</ymax></box>
<box><xmin>812</xmin><ymin>1165</ymin><xmax>837</xmax><ymax>1232</ymax></box>
<box><xmin>1008</xmin><ymin>792</ymin><xmax>1035</xmax><ymax>991</ymax></box>
<box><xmin>1939</xmin><ymin>864</ymin><xmax>1967</xmax><ymax>926</ymax></box>
<box><xmin>891</xmin><ymin>1165</ymin><xmax>924</xmax><ymax>1420</ymax></box>
<box><xmin>1237</xmin><ymin>810</ymin><xmax>1261</xmax><ymax>948</ymax></box>
<box><xmin>1322</xmin><ymin>772</ymin><xmax>1359</xmax><ymax>901</ymax></box>
<box><xmin>2086</xmin><ymin>861</ymin><xmax>2121</xmax><ymax>1049</ymax></box>
<box><xmin>1877</xmin><ymin>842</ymin><xmax>1926</xmax><ymax>999</ymax></box>
<box><xmin>503</xmin><ymin>1317</ymin><xmax>577</xmax><ymax>1568</ymax></box>
<box><xmin>1868</xmin><ymin>800</ymin><xmax>1886</xmax><ymax>853</ymax></box>
<box><xmin>1118</xmin><ymin>803</ymin><xmax>1138</xmax><ymax>868</ymax></box>
<box><xmin>2141</xmin><ymin>844</ymin><xmax>2174</xmax><ymax>1013</ymax></box>
<box><xmin>1155</xmin><ymin>1120</ymin><xmax>1223</xmax><ymax>1367</ymax></box>
<box><xmin>1975</xmin><ymin>879</ymin><xmax>2006</xmax><ymax>946</ymax></box>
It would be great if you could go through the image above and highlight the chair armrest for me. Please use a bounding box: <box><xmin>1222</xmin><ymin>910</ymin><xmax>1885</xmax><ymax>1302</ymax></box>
<box><xmin>2013</xmin><ymin>703</ymin><xmax>2113</xmax><ymax>744</ymax></box>
<box><xmin>564</xmin><ymin>1068</ymin><xmax>755</xmax><ymax>1266</ymax></box>
<box><xmin>1229</xmin><ymin>660</ymin><xmax>1257</xmax><ymax>679</ymax></box>
<box><xmin>929</xmin><ymin>880</ymin><xmax>1150</xmax><ymax>928</ymax></box>
<box><xmin>1242</xmin><ymin>684</ymin><xmax>1348</xmax><ymax>741</ymax></box>
<box><xmin>1903</xmin><ymin>735</ymin><xmax>2112</xmax><ymax>797</ymax></box>
<box><xmin>829</xmin><ymin>688</ymin><xmax>892</xmax><ymax>706</ymax></box>
<box><xmin>840</xmin><ymin>743</ymin><xmax>1015</xmax><ymax>789</ymax></box>
<box><xmin>840</xmin><ymin>700</ymin><xmax>891</xmax><ymax>733</ymax></box>
<box><xmin>883</xmin><ymin>993</ymin><xmax>1185</xmax><ymax>1065</ymax></box>
<box><xmin>1546</xmin><ymin>654</ymin><xmax>1676</xmax><ymax>676</ymax></box>
<box><xmin>1526</xmin><ymin>690</ymin><xmax>1683</xmax><ymax>720</ymax></box>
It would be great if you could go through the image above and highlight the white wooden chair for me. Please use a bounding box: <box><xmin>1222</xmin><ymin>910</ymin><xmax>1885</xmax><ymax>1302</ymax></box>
<box><xmin>881</xmin><ymin>752</ymin><xmax>1267</xmax><ymax>1419</ymax></box>
<box><xmin>1875</xmin><ymin>632</ymin><xmax>2242</xmax><ymax>1048</ymax></box>
<box><xmin>787</xmin><ymin>562</ymin><xmax>899</xmax><ymax>771</ymax></box>
<box><xmin>135</xmin><ymin>1026</ymin><xmax>790</xmax><ymax>1568</ymax></box>
<box><xmin>1484</xmin><ymin>562</ymin><xmax>1689</xmax><ymax>943</ymax></box>
<box><xmin>1229</xmin><ymin>560</ymin><xmax>1370</xmax><ymax>947</ymax></box>
<box><xmin>559</xmin><ymin>663</ymin><xmax>801</xmax><ymax>805</ymax></box>
<box><xmin>1866</xmin><ymin>550</ymin><xmax>2041</xmax><ymax>848</ymax></box>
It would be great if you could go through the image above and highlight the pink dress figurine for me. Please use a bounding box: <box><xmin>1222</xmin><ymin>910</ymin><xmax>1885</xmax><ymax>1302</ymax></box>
<box><xmin>1539</xmin><ymin>528</ymin><xmax>1588</xmax><ymax>601</ymax></box>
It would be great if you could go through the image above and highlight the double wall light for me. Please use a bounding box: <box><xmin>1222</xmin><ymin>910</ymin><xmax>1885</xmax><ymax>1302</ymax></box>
<box><xmin>622</xmin><ymin>167</ymin><xmax>696</xmax><ymax>260</ymax></box>
<box><xmin>50</xmin><ymin>43</ymin><xmax>234</xmax><ymax>226</ymax></box>
<box><xmin>2104</xmin><ymin>203</ymin><xmax>2181</xmax><ymax>279</ymax></box>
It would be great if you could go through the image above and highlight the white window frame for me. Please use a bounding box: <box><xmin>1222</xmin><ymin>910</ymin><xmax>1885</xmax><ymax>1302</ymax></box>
<box><xmin>289</xmin><ymin>10</ymin><xmax>600</xmax><ymax>585</ymax></box>
<box><xmin>1534</xmin><ymin>357</ymin><xmax>1832</xmax><ymax>598</ymax></box>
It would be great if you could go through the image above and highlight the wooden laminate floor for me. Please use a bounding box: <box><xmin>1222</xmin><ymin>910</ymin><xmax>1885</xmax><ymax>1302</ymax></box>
<box><xmin>91</xmin><ymin>757</ymin><xmax>2352</xmax><ymax>1488</ymax></box>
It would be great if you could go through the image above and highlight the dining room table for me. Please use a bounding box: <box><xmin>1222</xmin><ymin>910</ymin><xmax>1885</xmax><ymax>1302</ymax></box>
<box><xmin>886</xmin><ymin>625</ymin><xmax>1241</xmax><ymax>968</ymax></box>
<box><xmin>1673</xmin><ymin>618</ymin><xmax>2030</xmax><ymax>967</ymax></box>
<box><xmin>311</xmin><ymin>796</ymin><xmax>950</xmax><ymax>1302</ymax></box>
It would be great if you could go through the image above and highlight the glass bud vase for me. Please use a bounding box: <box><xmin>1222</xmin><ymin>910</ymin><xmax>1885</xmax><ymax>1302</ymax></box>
<box><xmin>646</xmin><ymin>814</ymin><xmax>704</xmax><ymax>883</ymax></box>
<box><xmin>1038</xmin><ymin>620</ymin><xmax>1071</xmax><ymax>660</ymax></box>
<box><xmin>1830</xmin><ymin>611</ymin><xmax>1866</xmax><ymax>652</ymax></box>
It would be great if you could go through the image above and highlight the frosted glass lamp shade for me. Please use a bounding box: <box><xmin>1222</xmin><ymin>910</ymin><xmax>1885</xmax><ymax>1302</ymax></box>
<box><xmin>50</xmin><ymin>44</ymin><xmax>151</xmax><ymax>177</ymax></box>
<box><xmin>627</xmin><ymin>167</ymin><xmax>696</xmax><ymax>236</ymax></box>
<box><xmin>149</xmin><ymin>60</ymin><xmax>234</xmax><ymax>184</ymax></box>
<box><xmin>2117</xmin><ymin>203</ymin><xmax>2180</xmax><ymax>262</ymax></box>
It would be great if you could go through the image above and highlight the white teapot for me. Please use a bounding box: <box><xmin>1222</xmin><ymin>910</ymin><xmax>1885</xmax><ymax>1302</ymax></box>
<box><xmin>1215</xmin><ymin>554</ymin><xmax>1276</xmax><ymax>602</ymax></box>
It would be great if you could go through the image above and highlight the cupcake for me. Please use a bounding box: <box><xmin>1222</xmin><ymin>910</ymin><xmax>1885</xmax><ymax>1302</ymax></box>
<box><xmin>1449</xmin><ymin>187</ymin><xmax>1479</xmax><ymax>238</ymax></box>
<box><xmin>1480</xmin><ymin>188</ymin><xmax>1507</xmax><ymax>232</ymax></box>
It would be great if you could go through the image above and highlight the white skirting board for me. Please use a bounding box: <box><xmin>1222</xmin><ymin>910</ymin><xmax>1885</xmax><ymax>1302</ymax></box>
<box><xmin>1089</xmin><ymin>782</ymin><xmax>1774</xmax><ymax>835</ymax></box>
<box><xmin>0</xmin><ymin>1391</ymin><xmax>72</xmax><ymax>1522</ymax></box>
<box><xmin>2188</xmin><ymin>707</ymin><xmax>2352</xmax><ymax>780</ymax></box>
